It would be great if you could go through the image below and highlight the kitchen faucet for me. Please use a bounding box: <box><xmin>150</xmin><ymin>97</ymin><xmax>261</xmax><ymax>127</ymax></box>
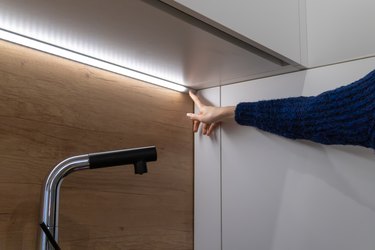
<box><xmin>39</xmin><ymin>146</ymin><xmax>157</xmax><ymax>250</ymax></box>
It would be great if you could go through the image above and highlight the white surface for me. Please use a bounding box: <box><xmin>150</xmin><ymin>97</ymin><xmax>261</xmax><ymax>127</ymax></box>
<box><xmin>213</xmin><ymin>57</ymin><xmax>375</xmax><ymax>250</ymax></box>
<box><xmin>221</xmin><ymin>72</ymin><xmax>306</xmax><ymax>250</ymax></box>
<box><xmin>0</xmin><ymin>0</ymin><xmax>296</xmax><ymax>90</ymax></box>
<box><xmin>169</xmin><ymin>0</ymin><xmax>303</xmax><ymax>64</ymax></box>
<box><xmin>194</xmin><ymin>88</ymin><xmax>222</xmax><ymax>250</ymax></box>
<box><xmin>305</xmin><ymin>0</ymin><xmax>375</xmax><ymax>67</ymax></box>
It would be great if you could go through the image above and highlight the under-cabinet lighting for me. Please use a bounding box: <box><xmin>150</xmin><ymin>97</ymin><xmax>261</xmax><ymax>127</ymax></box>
<box><xmin>0</xmin><ymin>28</ymin><xmax>188</xmax><ymax>92</ymax></box>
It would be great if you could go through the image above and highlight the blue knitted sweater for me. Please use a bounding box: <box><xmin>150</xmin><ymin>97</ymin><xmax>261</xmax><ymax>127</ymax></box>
<box><xmin>235</xmin><ymin>70</ymin><xmax>375</xmax><ymax>149</ymax></box>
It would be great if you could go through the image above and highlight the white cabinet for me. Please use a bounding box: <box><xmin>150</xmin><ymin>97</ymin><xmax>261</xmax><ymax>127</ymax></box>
<box><xmin>194</xmin><ymin>88</ymin><xmax>222</xmax><ymax>250</ymax></box>
<box><xmin>219</xmin><ymin>57</ymin><xmax>375</xmax><ymax>250</ymax></box>
<box><xmin>163</xmin><ymin>0</ymin><xmax>375</xmax><ymax>69</ymax></box>
<box><xmin>305</xmin><ymin>0</ymin><xmax>375</xmax><ymax>67</ymax></box>
<box><xmin>221</xmin><ymin>71</ymin><xmax>306</xmax><ymax>250</ymax></box>
<box><xmin>194</xmin><ymin>57</ymin><xmax>375</xmax><ymax>250</ymax></box>
<box><xmin>164</xmin><ymin>0</ymin><xmax>304</xmax><ymax>65</ymax></box>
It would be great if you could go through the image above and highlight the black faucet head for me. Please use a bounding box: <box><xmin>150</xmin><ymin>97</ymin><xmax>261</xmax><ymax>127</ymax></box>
<box><xmin>89</xmin><ymin>146</ymin><xmax>157</xmax><ymax>172</ymax></box>
<box><xmin>134</xmin><ymin>161</ymin><xmax>148</xmax><ymax>175</ymax></box>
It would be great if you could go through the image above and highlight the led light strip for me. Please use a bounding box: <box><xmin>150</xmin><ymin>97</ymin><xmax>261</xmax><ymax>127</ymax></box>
<box><xmin>0</xmin><ymin>28</ymin><xmax>188</xmax><ymax>92</ymax></box>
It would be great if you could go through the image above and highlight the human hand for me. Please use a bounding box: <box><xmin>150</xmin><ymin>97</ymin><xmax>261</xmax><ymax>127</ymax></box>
<box><xmin>187</xmin><ymin>91</ymin><xmax>235</xmax><ymax>136</ymax></box>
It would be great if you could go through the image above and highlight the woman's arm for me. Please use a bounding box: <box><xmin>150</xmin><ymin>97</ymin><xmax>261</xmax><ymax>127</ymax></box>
<box><xmin>235</xmin><ymin>70</ymin><xmax>375</xmax><ymax>148</ymax></box>
<box><xmin>188</xmin><ymin>70</ymin><xmax>375</xmax><ymax>149</ymax></box>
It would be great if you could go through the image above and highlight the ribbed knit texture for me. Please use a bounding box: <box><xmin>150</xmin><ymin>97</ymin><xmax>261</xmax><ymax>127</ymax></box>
<box><xmin>235</xmin><ymin>69</ymin><xmax>375</xmax><ymax>149</ymax></box>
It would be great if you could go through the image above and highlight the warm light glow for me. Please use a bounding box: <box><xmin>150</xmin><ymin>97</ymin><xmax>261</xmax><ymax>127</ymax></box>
<box><xmin>0</xmin><ymin>29</ymin><xmax>189</xmax><ymax>92</ymax></box>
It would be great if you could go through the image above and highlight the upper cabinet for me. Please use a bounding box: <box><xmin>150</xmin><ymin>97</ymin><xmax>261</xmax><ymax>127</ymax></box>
<box><xmin>2</xmin><ymin>0</ymin><xmax>372</xmax><ymax>90</ymax></box>
<box><xmin>163</xmin><ymin>0</ymin><xmax>375</xmax><ymax>69</ymax></box>
<box><xmin>163</xmin><ymin>0</ymin><xmax>306</xmax><ymax>65</ymax></box>
<box><xmin>0</xmin><ymin>0</ymin><xmax>301</xmax><ymax>91</ymax></box>
<box><xmin>305</xmin><ymin>0</ymin><xmax>375</xmax><ymax>67</ymax></box>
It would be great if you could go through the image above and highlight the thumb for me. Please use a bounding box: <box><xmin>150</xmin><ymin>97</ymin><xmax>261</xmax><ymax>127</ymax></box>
<box><xmin>186</xmin><ymin>113</ymin><xmax>202</xmax><ymax>121</ymax></box>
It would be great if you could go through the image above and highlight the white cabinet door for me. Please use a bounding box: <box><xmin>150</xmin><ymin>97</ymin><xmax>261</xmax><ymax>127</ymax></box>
<box><xmin>220</xmin><ymin>57</ymin><xmax>375</xmax><ymax>250</ymax></box>
<box><xmin>194</xmin><ymin>87</ymin><xmax>222</xmax><ymax>250</ymax></box>
<box><xmin>221</xmin><ymin>72</ymin><xmax>306</xmax><ymax>250</ymax></box>
<box><xmin>165</xmin><ymin>0</ymin><xmax>304</xmax><ymax>65</ymax></box>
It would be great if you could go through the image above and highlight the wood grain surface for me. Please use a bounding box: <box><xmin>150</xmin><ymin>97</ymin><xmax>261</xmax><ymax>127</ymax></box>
<box><xmin>0</xmin><ymin>40</ymin><xmax>193</xmax><ymax>250</ymax></box>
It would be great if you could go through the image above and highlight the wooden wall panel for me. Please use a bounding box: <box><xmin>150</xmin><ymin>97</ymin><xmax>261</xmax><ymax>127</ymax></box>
<box><xmin>0</xmin><ymin>40</ymin><xmax>193</xmax><ymax>250</ymax></box>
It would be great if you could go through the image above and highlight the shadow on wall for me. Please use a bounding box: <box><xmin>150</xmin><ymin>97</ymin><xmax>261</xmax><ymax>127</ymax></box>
<box><xmin>287</xmin><ymin>139</ymin><xmax>375</xmax><ymax>212</ymax></box>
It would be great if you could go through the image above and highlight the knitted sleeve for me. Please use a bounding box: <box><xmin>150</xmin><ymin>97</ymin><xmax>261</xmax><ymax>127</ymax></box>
<box><xmin>235</xmin><ymin>70</ymin><xmax>375</xmax><ymax>149</ymax></box>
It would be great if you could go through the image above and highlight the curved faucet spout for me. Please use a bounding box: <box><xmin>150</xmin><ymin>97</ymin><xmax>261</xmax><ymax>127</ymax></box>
<box><xmin>39</xmin><ymin>146</ymin><xmax>157</xmax><ymax>250</ymax></box>
<box><xmin>39</xmin><ymin>154</ymin><xmax>89</xmax><ymax>250</ymax></box>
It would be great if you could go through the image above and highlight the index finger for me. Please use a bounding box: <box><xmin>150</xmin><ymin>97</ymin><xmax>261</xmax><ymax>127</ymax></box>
<box><xmin>189</xmin><ymin>90</ymin><xmax>204</xmax><ymax>109</ymax></box>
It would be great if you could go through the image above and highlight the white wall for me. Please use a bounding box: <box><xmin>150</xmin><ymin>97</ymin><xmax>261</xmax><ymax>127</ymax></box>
<box><xmin>195</xmin><ymin>57</ymin><xmax>375</xmax><ymax>250</ymax></box>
